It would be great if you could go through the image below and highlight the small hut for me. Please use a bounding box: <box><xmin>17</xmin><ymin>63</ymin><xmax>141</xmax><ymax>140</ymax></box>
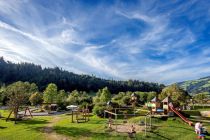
<box><xmin>146</xmin><ymin>97</ymin><xmax>161</xmax><ymax>113</ymax></box>
<box><xmin>162</xmin><ymin>96</ymin><xmax>172</xmax><ymax>114</ymax></box>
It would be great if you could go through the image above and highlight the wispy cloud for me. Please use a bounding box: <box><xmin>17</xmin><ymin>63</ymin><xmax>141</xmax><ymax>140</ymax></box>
<box><xmin>0</xmin><ymin>0</ymin><xmax>210</xmax><ymax>84</ymax></box>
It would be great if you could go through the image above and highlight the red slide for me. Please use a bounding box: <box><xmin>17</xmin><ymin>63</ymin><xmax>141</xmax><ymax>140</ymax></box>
<box><xmin>169</xmin><ymin>105</ymin><xmax>193</xmax><ymax>126</ymax></box>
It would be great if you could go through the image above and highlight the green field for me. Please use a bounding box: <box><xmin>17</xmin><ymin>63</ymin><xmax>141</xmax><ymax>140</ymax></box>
<box><xmin>0</xmin><ymin>110</ymin><xmax>209</xmax><ymax>140</ymax></box>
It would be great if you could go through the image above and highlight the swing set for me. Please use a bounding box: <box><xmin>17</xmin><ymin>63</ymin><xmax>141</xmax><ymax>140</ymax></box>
<box><xmin>6</xmin><ymin>106</ymin><xmax>33</xmax><ymax>123</ymax></box>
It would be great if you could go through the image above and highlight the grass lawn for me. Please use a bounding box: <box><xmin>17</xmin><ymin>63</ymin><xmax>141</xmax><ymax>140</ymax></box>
<box><xmin>0</xmin><ymin>110</ymin><xmax>52</xmax><ymax>140</ymax></box>
<box><xmin>54</xmin><ymin>115</ymin><xmax>210</xmax><ymax>140</ymax></box>
<box><xmin>0</xmin><ymin>109</ymin><xmax>209</xmax><ymax>140</ymax></box>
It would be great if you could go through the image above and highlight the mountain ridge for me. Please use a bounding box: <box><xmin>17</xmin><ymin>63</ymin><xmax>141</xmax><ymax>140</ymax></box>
<box><xmin>177</xmin><ymin>76</ymin><xmax>210</xmax><ymax>95</ymax></box>
<box><xmin>0</xmin><ymin>57</ymin><xmax>164</xmax><ymax>93</ymax></box>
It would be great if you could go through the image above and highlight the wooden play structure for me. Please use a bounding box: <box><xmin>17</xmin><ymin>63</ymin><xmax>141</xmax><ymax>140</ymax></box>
<box><xmin>146</xmin><ymin>96</ymin><xmax>174</xmax><ymax>115</ymax></box>
<box><xmin>6</xmin><ymin>107</ymin><xmax>33</xmax><ymax>123</ymax></box>
<box><xmin>162</xmin><ymin>96</ymin><xmax>174</xmax><ymax>115</ymax></box>
<box><xmin>144</xmin><ymin>112</ymin><xmax>152</xmax><ymax>136</ymax></box>
<box><xmin>42</xmin><ymin>103</ymin><xmax>58</xmax><ymax>113</ymax></box>
<box><xmin>104</xmin><ymin>107</ymin><xmax>143</xmax><ymax>134</ymax></box>
<box><xmin>104</xmin><ymin>107</ymin><xmax>137</xmax><ymax>120</ymax></box>
<box><xmin>146</xmin><ymin>96</ymin><xmax>193</xmax><ymax>126</ymax></box>
<box><xmin>71</xmin><ymin>108</ymin><xmax>90</xmax><ymax>123</ymax></box>
<box><xmin>146</xmin><ymin>97</ymin><xmax>162</xmax><ymax>114</ymax></box>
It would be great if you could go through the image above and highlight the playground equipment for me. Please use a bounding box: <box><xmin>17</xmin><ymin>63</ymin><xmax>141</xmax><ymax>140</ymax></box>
<box><xmin>6</xmin><ymin>107</ymin><xmax>33</xmax><ymax>123</ymax></box>
<box><xmin>169</xmin><ymin>104</ymin><xmax>193</xmax><ymax>126</ymax></box>
<box><xmin>144</xmin><ymin>112</ymin><xmax>152</xmax><ymax>136</ymax></box>
<box><xmin>71</xmin><ymin>107</ymin><xmax>90</xmax><ymax>123</ymax></box>
<box><xmin>146</xmin><ymin>96</ymin><xmax>193</xmax><ymax>126</ymax></box>
<box><xmin>104</xmin><ymin>107</ymin><xmax>136</xmax><ymax>120</ymax></box>
<box><xmin>104</xmin><ymin>107</ymin><xmax>143</xmax><ymax>134</ymax></box>
<box><xmin>146</xmin><ymin>97</ymin><xmax>163</xmax><ymax>114</ymax></box>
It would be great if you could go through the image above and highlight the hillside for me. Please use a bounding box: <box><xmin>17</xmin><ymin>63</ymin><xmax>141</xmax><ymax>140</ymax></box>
<box><xmin>0</xmin><ymin>57</ymin><xmax>164</xmax><ymax>93</ymax></box>
<box><xmin>178</xmin><ymin>77</ymin><xmax>210</xmax><ymax>95</ymax></box>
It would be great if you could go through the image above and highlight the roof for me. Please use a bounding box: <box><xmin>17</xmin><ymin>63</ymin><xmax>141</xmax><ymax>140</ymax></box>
<box><xmin>66</xmin><ymin>105</ymin><xmax>78</xmax><ymax>109</ymax></box>
<box><xmin>162</xmin><ymin>96</ymin><xmax>172</xmax><ymax>103</ymax></box>
<box><xmin>151</xmin><ymin>97</ymin><xmax>159</xmax><ymax>102</ymax></box>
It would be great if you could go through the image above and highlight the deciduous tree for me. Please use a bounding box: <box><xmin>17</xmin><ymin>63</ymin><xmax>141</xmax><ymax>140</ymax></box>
<box><xmin>43</xmin><ymin>83</ymin><xmax>57</xmax><ymax>103</ymax></box>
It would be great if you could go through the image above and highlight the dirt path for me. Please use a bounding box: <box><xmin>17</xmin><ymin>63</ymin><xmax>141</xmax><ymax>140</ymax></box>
<box><xmin>41</xmin><ymin>116</ymin><xmax>70</xmax><ymax>140</ymax></box>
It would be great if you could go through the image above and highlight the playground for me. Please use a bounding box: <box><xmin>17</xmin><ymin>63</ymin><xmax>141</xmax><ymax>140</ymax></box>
<box><xmin>0</xmin><ymin>96</ymin><xmax>209</xmax><ymax>140</ymax></box>
<box><xmin>0</xmin><ymin>109</ymin><xmax>209</xmax><ymax>140</ymax></box>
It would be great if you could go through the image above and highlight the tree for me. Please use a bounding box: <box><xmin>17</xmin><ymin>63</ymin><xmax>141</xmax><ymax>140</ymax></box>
<box><xmin>147</xmin><ymin>92</ymin><xmax>157</xmax><ymax>102</ymax></box>
<box><xmin>194</xmin><ymin>93</ymin><xmax>207</xmax><ymax>108</ymax></box>
<box><xmin>57</xmin><ymin>90</ymin><xmax>67</xmax><ymax>104</ymax></box>
<box><xmin>100</xmin><ymin>87</ymin><xmax>111</xmax><ymax>103</ymax></box>
<box><xmin>57</xmin><ymin>90</ymin><xmax>67</xmax><ymax>109</ymax></box>
<box><xmin>30</xmin><ymin>83</ymin><xmax>39</xmax><ymax>93</ymax></box>
<box><xmin>29</xmin><ymin>92</ymin><xmax>43</xmax><ymax>106</ymax></box>
<box><xmin>93</xmin><ymin>89</ymin><xmax>102</xmax><ymax>104</ymax></box>
<box><xmin>159</xmin><ymin>84</ymin><xmax>188</xmax><ymax>105</ymax></box>
<box><xmin>6</xmin><ymin>81</ymin><xmax>31</xmax><ymax>122</ymax></box>
<box><xmin>0</xmin><ymin>57</ymin><xmax>164</xmax><ymax>93</ymax></box>
<box><xmin>92</xmin><ymin>104</ymin><xmax>106</xmax><ymax>116</ymax></box>
<box><xmin>43</xmin><ymin>83</ymin><xmax>57</xmax><ymax>103</ymax></box>
<box><xmin>135</xmin><ymin>92</ymin><xmax>147</xmax><ymax>103</ymax></box>
<box><xmin>67</xmin><ymin>90</ymin><xmax>79</xmax><ymax>105</ymax></box>
<box><xmin>93</xmin><ymin>87</ymin><xmax>111</xmax><ymax>117</ymax></box>
<box><xmin>78</xmin><ymin>91</ymin><xmax>92</xmax><ymax>108</ymax></box>
<box><xmin>112</xmin><ymin>92</ymin><xmax>126</xmax><ymax>106</ymax></box>
<box><xmin>23</xmin><ymin>82</ymin><xmax>39</xmax><ymax>104</ymax></box>
<box><xmin>0</xmin><ymin>85</ymin><xmax>6</xmax><ymax>105</ymax></box>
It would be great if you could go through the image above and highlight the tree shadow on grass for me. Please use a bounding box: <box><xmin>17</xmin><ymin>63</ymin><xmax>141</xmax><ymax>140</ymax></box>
<box><xmin>167</xmin><ymin>126</ymin><xmax>193</xmax><ymax>131</ymax></box>
<box><xmin>15</xmin><ymin>119</ymin><xmax>49</xmax><ymax>125</ymax></box>
<box><xmin>0</xmin><ymin>126</ymin><xmax>7</xmax><ymax>129</ymax></box>
<box><xmin>53</xmin><ymin>126</ymin><xmax>126</xmax><ymax>139</ymax></box>
<box><xmin>149</xmin><ymin>131</ymin><xmax>171</xmax><ymax>140</ymax></box>
<box><xmin>87</xmin><ymin>120</ymin><xmax>106</xmax><ymax>124</ymax></box>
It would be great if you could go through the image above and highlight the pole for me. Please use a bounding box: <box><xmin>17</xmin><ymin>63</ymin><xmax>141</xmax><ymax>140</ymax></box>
<box><xmin>71</xmin><ymin>110</ymin><xmax>74</xmax><ymax>123</ymax></box>
<box><xmin>145</xmin><ymin>117</ymin><xmax>147</xmax><ymax>136</ymax></box>
<box><xmin>104</xmin><ymin>111</ymin><xmax>105</xmax><ymax>119</ymax></box>
<box><xmin>150</xmin><ymin>115</ymin><xmax>151</xmax><ymax>130</ymax></box>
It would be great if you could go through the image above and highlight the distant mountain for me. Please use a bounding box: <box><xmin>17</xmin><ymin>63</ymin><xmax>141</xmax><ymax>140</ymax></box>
<box><xmin>177</xmin><ymin>77</ymin><xmax>210</xmax><ymax>95</ymax></box>
<box><xmin>0</xmin><ymin>57</ymin><xmax>165</xmax><ymax>93</ymax></box>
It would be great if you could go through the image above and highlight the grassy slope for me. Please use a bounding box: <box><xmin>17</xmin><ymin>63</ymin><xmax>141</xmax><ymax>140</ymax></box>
<box><xmin>178</xmin><ymin>77</ymin><xmax>210</xmax><ymax>95</ymax></box>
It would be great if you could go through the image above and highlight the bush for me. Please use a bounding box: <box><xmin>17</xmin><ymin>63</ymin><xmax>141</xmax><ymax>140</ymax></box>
<box><xmin>92</xmin><ymin>105</ymin><xmax>106</xmax><ymax>117</ymax></box>
<box><xmin>136</xmin><ymin>109</ymin><xmax>149</xmax><ymax>116</ymax></box>
<box><xmin>42</xmin><ymin>105</ymin><xmax>50</xmax><ymax>111</ymax></box>
<box><xmin>181</xmin><ymin>110</ymin><xmax>201</xmax><ymax>116</ymax></box>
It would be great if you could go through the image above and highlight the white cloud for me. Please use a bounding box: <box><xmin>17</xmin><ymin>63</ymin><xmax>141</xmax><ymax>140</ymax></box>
<box><xmin>0</xmin><ymin>0</ymin><xmax>209</xmax><ymax>84</ymax></box>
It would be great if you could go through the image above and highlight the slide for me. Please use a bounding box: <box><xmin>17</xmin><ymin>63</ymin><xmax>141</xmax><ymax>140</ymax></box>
<box><xmin>169</xmin><ymin>105</ymin><xmax>193</xmax><ymax>126</ymax></box>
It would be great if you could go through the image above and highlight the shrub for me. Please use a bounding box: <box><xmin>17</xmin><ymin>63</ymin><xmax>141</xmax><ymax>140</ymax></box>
<box><xmin>181</xmin><ymin>110</ymin><xmax>201</xmax><ymax>116</ymax></box>
<box><xmin>92</xmin><ymin>105</ymin><xmax>106</xmax><ymax>117</ymax></box>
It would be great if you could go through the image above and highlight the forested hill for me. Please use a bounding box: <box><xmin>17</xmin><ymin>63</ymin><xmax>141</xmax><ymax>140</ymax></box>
<box><xmin>0</xmin><ymin>57</ymin><xmax>164</xmax><ymax>93</ymax></box>
<box><xmin>178</xmin><ymin>76</ymin><xmax>210</xmax><ymax>95</ymax></box>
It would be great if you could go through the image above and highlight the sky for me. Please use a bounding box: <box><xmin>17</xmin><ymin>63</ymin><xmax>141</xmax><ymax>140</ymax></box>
<box><xmin>0</xmin><ymin>0</ymin><xmax>210</xmax><ymax>84</ymax></box>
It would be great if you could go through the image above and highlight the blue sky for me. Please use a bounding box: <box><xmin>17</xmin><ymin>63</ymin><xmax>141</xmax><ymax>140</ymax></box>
<box><xmin>0</xmin><ymin>0</ymin><xmax>210</xmax><ymax>84</ymax></box>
